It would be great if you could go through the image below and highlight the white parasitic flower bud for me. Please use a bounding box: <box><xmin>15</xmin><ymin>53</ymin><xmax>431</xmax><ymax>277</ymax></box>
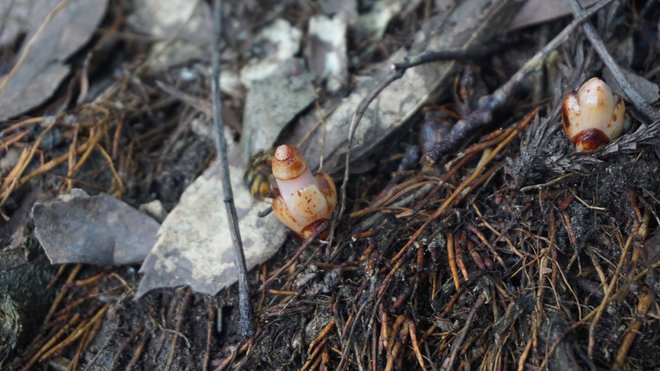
<box><xmin>562</xmin><ymin>77</ymin><xmax>625</xmax><ymax>151</ymax></box>
<box><xmin>271</xmin><ymin>145</ymin><xmax>336</xmax><ymax>238</ymax></box>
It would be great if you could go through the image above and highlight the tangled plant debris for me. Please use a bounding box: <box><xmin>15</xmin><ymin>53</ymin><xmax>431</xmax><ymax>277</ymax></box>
<box><xmin>0</xmin><ymin>0</ymin><xmax>658</xmax><ymax>369</ymax></box>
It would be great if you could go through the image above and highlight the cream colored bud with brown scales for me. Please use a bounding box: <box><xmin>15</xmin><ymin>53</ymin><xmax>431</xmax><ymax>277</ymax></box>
<box><xmin>561</xmin><ymin>77</ymin><xmax>625</xmax><ymax>151</ymax></box>
<box><xmin>271</xmin><ymin>145</ymin><xmax>337</xmax><ymax>238</ymax></box>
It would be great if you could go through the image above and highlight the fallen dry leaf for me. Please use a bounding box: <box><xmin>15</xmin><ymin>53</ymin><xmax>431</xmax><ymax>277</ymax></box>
<box><xmin>241</xmin><ymin>59</ymin><xmax>317</xmax><ymax>164</ymax></box>
<box><xmin>509</xmin><ymin>0</ymin><xmax>597</xmax><ymax>30</ymax></box>
<box><xmin>604</xmin><ymin>67</ymin><xmax>659</xmax><ymax>104</ymax></box>
<box><xmin>0</xmin><ymin>0</ymin><xmax>108</xmax><ymax>120</ymax></box>
<box><xmin>354</xmin><ymin>0</ymin><xmax>422</xmax><ymax>50</ymax></box>
<box><xmin>127</xmin><ymin>0</ymin><xmax>212</xmax><ymax>69</ymax></box>
<box><xmin>32</xmin><ymin>189</ymin><xmax>159</xmax><ymax>265</ymax></box>
<box><xmin>136</xmin><ymin>144</ymin><xmax>287</xmax><ymax>297</ymax></box>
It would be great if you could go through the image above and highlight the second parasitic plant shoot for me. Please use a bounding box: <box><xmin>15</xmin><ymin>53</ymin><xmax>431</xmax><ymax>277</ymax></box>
<box><xmin>562</xmin><ymin>77</ymin><xmax>625</xmax><ymax>151</ymax></box>
<box><xmin>271</xmin><ymin>145</ymin><xmax>336</xmax><ymax>238</ymax></box>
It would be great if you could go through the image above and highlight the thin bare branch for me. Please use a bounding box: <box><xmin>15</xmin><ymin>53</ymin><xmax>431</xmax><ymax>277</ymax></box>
<box><xmin>211</xmin><ymin>0</ymin><xmax>254</xmax><ymax>336</ymax></box>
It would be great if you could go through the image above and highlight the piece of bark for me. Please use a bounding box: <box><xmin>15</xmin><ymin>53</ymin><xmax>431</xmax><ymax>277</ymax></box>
<box><xmin>241</xmin><ymin>59</ymin><xmax>317</xmax><ymax>164</ymax></box>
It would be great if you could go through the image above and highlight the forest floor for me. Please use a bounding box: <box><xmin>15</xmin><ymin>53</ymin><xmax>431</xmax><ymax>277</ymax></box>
<box><xmin>0</xmin><ymin>0</ymin><xmax>658</xmax><ymax>370</ymax></box>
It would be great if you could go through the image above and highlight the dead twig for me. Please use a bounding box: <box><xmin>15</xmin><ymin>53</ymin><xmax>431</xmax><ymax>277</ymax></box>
<box><xmin>331</xmin><ymin>71</ymin><xmax>403</xmax><ymax>245</ymax></box>
<box><xmin>210</xmin><ymin>0</ymin><xmax>254</xmax><ymax>336</ymax></box>
<box><xmin>125</xmin><ymin>333</ymin><xmax>148</xmax><ymax>371</ymax></box>
<box><xmin>21</xmin><ymin>313</ymin><xmax>81</xmax><ymax>371</ymax></box>
<box><xmin>441</xmin><ymin>293</ymin><xmax>485</xmax><ymax>371</ymax></box>
<box><xmin>613</xmin><ymin>287</ymin><xmax>654</xmax><ymax>368</ymax></box>
<box><xmin>202</xmin><ymin>306</ymin><xmax>215</xmax><ymax>371</ymax></box>
<box><xmin>43</xmin><ymin>264</ymin><xmax>83</xmax><ymax>324</ymax></box>
<box><xmin>307</xmin><ymin>318</ymin><xmax>336</xmax><ymax>354</ymax></box>
<box><xmin>384</xmin><ymin>317</ymin><xmax>409</xmax><ymax>371</ymax></box>
<box><xmin>165</xmin><ymin>287</ymin><xmax>193</xmax><ymax>369</ymax></box>
<box><xmin>585</xmin><ymin>214</ymin><xmax>645</xmax><ymax>358</ymax></box>
<box><xmin>447</xmin><ymin>233</ymin><xmax>461</xmax><ymax>290</ymax></box>
<box><xmin>106</xmin><ymin>325</ymin><xmax>144</xmax><ymax>370</ymax></box>
<box><xmin>393</xmin><ymin>44</ymin><xmax>507</xmax><ymax>71</ymax></box>
<box><xmin>408</xmin><ymin>320</ymin><xmax>427</xmax><ymax>371</ymax></box>
<box><xmin>156</xmin><ymin>81</ymin><xmax>242</xmax><ymax>134</ymax></box>
<box><xmin>39</xmin><ymin>304</ymin><xmax>109</xmax><ymax>361</ymax></box>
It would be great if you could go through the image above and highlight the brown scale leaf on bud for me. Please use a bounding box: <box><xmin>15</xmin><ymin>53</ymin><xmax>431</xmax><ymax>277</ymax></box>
<box><xmin>562</xmin><ymin>77</ymin><xmax>625</xmax><ymax>151</ymax></box>
<box><xmin>271</xmin><ymin>145</ymin><xmax>337</xmax><ymax>238</ymax></box>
